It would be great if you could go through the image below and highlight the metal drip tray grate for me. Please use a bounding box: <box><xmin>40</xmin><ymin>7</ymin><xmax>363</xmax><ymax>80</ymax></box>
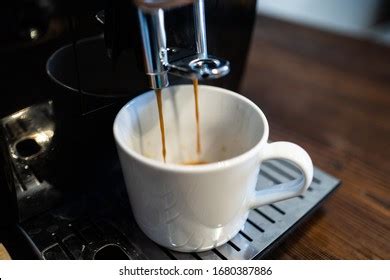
<box><xmin>21</xmin><ymin>160</ymin><xmax>340</xmax><ymax>260</ymax></box>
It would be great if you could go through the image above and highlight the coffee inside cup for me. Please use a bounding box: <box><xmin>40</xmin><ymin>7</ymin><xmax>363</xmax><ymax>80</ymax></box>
<box><xmin>119</xmin><ymin>85</ymin><xmax>264</xmax><ymax>165</ymax></box>
<box><xmin>181</xmin><ymin>161</ymin><xmax>208</xmax><ymax>165</ymax></box>
<box><xmin>154</xmin><ymin>79</ymin><xmax>203</xmax><ymax>165</ymax></box>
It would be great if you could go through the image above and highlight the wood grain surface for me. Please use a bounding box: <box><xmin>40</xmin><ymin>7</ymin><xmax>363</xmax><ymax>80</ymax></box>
<box><xmin>240</xmin><ymin>16</ymin><xmax>390</xmax><ymax>259</ymax></box>
<box><xmin>0</xmin><ymin>243</ymin><xmax>11</xmax><ymax>260</ymax></box>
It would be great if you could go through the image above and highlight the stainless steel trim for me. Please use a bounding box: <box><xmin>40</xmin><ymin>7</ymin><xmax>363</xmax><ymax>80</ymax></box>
<box><xmin>194</xmin><ymin>0</ymin><xmax>207</xmax><ymax>58</ymax></box>
<box><xmin>138</xmin><ymin>8</ymin><xmax>169</xmax><ymax>89</ymax></box>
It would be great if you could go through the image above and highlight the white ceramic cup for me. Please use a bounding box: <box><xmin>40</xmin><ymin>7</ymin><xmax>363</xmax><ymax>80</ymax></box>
<box><xmin>113</xmin><ymin>85</ymin><xmax>313</xmax><ymax>252</ymax></box>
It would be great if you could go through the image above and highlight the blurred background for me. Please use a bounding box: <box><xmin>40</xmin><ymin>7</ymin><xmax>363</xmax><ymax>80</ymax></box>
<box><xmin>240</xmin><ymin>0</ymin><xmax>390</xmax><ymax>259</ymax></box>
<box><xmin>257</xmin><ymin>0</ymin><xmax>390</xmax><ymax>44</ymax></box>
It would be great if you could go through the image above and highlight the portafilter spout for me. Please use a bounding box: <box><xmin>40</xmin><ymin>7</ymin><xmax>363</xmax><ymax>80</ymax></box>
<box><xmin>136</xmin><ymin>0</ymin><xmax>230</xmax><ymax>89</ymax></box>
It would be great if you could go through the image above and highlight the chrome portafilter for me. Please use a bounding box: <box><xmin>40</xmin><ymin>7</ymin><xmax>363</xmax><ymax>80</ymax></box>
<box><xmin>136</xmin><ymin>0</ymin><xmax>230</xmax><ymax>89</ymax></box>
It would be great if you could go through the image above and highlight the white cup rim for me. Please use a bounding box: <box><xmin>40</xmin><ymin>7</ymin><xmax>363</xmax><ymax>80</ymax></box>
<box><xmin>113</xmin><ymin>85</ymin><xmax>269</xmax><ymax>173</ymax></box>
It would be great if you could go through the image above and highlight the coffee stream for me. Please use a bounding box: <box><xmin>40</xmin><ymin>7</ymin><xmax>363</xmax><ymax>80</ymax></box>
<box><xmin>155</xmin><ymin>88</ymin><xmax>167</xmax><ymax>162</ymax></box>
<box><xmin>193</xmin><ymin>79</ymin><xmax>201</xmax><ymax>156</ymax></box>
<box><xmin>155</xmin><ymin>80</ymin><xmax>204</xmax><ymax>164</ymax></box>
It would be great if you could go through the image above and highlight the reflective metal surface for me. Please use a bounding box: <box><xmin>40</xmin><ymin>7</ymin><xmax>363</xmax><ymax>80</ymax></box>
<box><xmin>138</xmin><ymin>8</ymin><xmax>169</xmax><ymax>89</ymax></box>
<box><xmin>137</xmin><ymin>0</ymin><xmax>230</xmax><ymax>88</ymax></box>
<box><xmin>0</xmin><ymin>102</ymin><xmax>62</xmax><ymax>221</ymax></box>
<box><xmin>169</xmin><ymin>55</ymin><xmax>230</xmax><ymax>79</ymax></box>
<box><xmin>193</xmin><ymin>0</ymin><xmax>208</xmax><ymax>58</ymax></box>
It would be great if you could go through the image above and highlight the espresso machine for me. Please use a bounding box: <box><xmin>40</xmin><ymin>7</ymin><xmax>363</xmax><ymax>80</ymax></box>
<box><xmin>0</xmin><ymin>0</ymin><xmax>258</xmax><ymax>259</ymax></box>
<box><xmin>0</xmin><ymin>0</ymin><xmax>340</xmax><ymax>260</ymax></box>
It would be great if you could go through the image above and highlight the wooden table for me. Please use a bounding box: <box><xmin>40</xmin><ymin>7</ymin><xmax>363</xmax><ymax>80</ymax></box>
<box><xmin>240</xmin><ymin>16</ymin><xmax>390</xmax><ymax>259</ymax></box>
<box><xmin>0</xmin><ymin>243</ymin><xmax>11</xmax><ymax>260</ymax></box>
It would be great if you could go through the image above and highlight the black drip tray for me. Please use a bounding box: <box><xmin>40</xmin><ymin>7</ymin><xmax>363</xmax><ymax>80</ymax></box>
<box><xmin>94</xmin><ymin>245</ymin><xmax>130</xmax><ymax>260</ymax></box>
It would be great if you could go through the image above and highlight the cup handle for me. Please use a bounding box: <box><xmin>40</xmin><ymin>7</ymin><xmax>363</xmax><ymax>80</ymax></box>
<box><xmin>248</xmin><ymin>142</ymin><xmax>314</xmax><ymax>209</ymax></box>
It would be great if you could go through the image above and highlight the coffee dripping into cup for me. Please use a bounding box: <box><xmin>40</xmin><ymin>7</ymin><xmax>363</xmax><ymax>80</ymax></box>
<box><xmin>135</xmin><ymin>0</ymin><xmax>230</xmax><ymax>162</ymax></box>
<box><xmin>114</xmin><ymin>1</ymin><xmax>313</xmax><ymax>252</ymax></box>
